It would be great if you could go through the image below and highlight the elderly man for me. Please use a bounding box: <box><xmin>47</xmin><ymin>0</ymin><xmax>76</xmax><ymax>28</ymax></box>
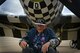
<box><xmin>19</xmin><ymin>19</ymin><xmax>59</xmax><ymax>53</ymax></box>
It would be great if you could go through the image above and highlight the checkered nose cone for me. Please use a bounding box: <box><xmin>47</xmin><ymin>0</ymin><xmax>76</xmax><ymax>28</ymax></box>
<box><xmin>23</xmin><ymin>0</ymin><xmax>63</xmax><ymax>24</ymax></box>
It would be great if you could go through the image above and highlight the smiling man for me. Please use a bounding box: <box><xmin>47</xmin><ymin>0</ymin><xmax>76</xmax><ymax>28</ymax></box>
<box><xmin>19</xmin><ymin>19</ymin><xmax>59</xmax><ymax>53</ymax></box>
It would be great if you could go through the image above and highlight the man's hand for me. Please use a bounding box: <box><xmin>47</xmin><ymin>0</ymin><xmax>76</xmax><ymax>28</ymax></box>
<box><xmin>41</xmin><ymin>42</ymin><xmax>50</xmax><ymax>53</ymax></box>
<box><xmin>20</xmin><ymin>41</ymin><xmax>28</xmax><ymax>49</ymax></box>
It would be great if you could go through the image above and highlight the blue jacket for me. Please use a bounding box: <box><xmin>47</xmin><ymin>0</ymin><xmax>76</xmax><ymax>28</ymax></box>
<box><xmin>22</xmin><ymin>28</ymin><xmax>57</xmax><ymax>48</ymax></box>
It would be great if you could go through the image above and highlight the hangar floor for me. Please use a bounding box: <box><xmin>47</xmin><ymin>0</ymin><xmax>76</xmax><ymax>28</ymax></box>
<box><xmin>0</xmin><ymin>37</ymin><xmax>80</xmax><ymax>53</ymax></box>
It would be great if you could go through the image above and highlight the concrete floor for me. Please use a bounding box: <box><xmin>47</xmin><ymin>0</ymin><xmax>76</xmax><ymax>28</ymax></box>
<box><xmin>57</xmin><ymin>46</ymin><xmax>80</xmax><ymax>53</ymax></box>
<box><xmin>0</xmin><ymin>37</ymin><xmax>80</xmax><ymax>53</ymax></box>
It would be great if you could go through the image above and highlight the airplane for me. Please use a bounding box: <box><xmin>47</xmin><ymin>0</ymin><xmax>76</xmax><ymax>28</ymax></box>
<box><xmin>0</xmin><ymin>0</ymin><xmax>80</xmax><ymax>52</ymax></box>
<box><xmin>0</xmin><ymin>0</ymin><xmax>63</xmax><ymax>37</ymax></box>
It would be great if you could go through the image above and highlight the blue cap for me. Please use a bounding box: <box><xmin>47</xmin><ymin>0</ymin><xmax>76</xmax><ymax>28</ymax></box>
<box><xmin>35</xmin><ymin>19</ymin><xmax>46</xmax><ymax>25</ymax></box>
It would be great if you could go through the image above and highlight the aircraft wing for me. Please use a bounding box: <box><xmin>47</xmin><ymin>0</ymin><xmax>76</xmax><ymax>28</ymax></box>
<box><xmin>59</xmin><ymin>0</ymin><xmax>80</xmax><ymax>18</ymax></box>
<box><xmin>0</xmin><ymin>0</ymin><xmax>33</xmax><ymax>29</ymax></box>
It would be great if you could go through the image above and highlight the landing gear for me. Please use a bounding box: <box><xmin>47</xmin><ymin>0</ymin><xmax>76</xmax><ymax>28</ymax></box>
<box><xmin>69</xmin><ymin>40</ymin><xmax>77</xmax><ymax>48</ymax></box>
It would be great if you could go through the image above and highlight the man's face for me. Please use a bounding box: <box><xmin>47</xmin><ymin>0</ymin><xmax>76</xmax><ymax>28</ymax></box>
<box><xmin>36</xmin><ymin>25</ymin><xmax>46</xmax><ymax>33</ymax></box>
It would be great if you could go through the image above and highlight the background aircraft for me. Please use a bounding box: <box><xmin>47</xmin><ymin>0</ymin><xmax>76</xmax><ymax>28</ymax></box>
<box><xmin>0</xmin><ymin>0</ymin><xmax>80</xmax><ymax>52</ymax></box>
<box><xmin>0</xmin><ymin>0</ymin><xmax>63</xmax><ymax>37</ymax></box>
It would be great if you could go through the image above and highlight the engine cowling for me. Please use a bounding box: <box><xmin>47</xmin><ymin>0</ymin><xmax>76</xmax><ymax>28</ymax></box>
<box><xmin>21</xmin><ymin>0</ymin><xmax>63</xmax><ymax>24</ymax></box>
